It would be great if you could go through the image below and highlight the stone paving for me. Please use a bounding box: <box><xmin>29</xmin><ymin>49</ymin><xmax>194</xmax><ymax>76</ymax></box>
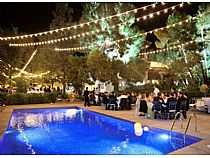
<box><xmin>0</xmin><ymin>102</ymin><xmax>210</xmax><ymax>155</ymax></box>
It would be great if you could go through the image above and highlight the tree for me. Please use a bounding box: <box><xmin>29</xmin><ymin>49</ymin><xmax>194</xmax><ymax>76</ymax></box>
<box><xmin>151</xmin><ymin>10</ymin><xmax>204</xmax><ymax>88</ymax></box>
<box><xmin>0</xmin><ymin>26</ymin><xmax>24</xmax><ymax>89</ymax></box>
<box><xmin>66</xmin><ymin>55</ymin><xmax>90</xmax><ymax>94</ymax></box>
<box><xmin>123</xmin><ymin>58</ymin><xmax>149</xmax><ymax>84</ymax></box>
<box><xmin>37</xmin><ymin>3</ymin><xmax>78</xmax><ymax>92</ymax></box>
<box><xmin>79</xmin><ymin>3</ymin><xmax>146</xmax><ymax>63</ymax></box>
<box><xmin>195</xmin><ymin>3</ymin><xmax>210</xmax><ymax>84</ymax></box>
<box><xmin>87</xmin><ymin>49</ymin><xmax>113</xmax><ymax>82</ymax></box>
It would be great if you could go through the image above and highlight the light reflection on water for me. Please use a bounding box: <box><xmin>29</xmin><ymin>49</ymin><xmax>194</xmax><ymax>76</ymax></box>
<box><xmin>0</xmin><ymin>108</ymin><xmax>202</xmax><ymax>155</ymax></box>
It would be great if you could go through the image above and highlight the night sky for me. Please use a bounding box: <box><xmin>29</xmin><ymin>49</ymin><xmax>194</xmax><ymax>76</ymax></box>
<box><xmin>0</xmin><ymin>2</ymin><xmax>203</xmax><ymax>44</ymax></box>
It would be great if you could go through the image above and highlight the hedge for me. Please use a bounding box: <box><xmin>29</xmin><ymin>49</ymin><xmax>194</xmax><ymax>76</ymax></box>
<box><xmin>0</xmin><ymin>92</ymin><xmax>57</xmax><ymax>105</ymax></box>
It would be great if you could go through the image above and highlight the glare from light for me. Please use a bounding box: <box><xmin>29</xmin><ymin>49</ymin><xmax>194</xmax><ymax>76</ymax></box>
<box><xmin>160</xmin><ymin>134</ymin><xmax>169</xmax><ymax>140</ymax></box>
<box><xmin>143</xmin><ymin>127</ymin><xmax>149</xmax><ymax>132</ymax></box>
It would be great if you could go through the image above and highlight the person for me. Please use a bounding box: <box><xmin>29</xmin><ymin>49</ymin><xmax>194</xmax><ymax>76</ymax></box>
<box><xmin>89</xmin><ymin>92</ymin><xmax>96</xmax><ymax>105</ymax></box>
<box><xmin>145</xmin><ymin>93</ymin><xmax>154</xmax><ymax>119</ymax></box>
<box><xmin>102</xmin><ymin>92</ymin><xmax>109</xmax><ymax>109</ymax></box>
<box><xmin>107</xmin><ymin>92</ymin><xmax>117</xmax><ymax>110</ymax></box>
<box><xmin>176</xmin><ymin>92</ymin><xmax>188</xmax><ymax>119</ymax></box>
<box><xmin>127</xmin><ymin>93</ymin><xmax>133</xmax><ymax>110</ymax></box>
<box><xmin>166</xmin><ymin>92</ymin><xmax>177</xmax><ymax>119</ymax></box>
<box><xmin>152</xmin><ymin>92</ymin><xmax>165</xmax><ymax>119</ymax></box>
<box><xmin>139</xmin><ymin>94</ymin><xmax>148</xmax><ymax>118</ymax></box>
<box><xmin>135</xmin><ymin>93</ymin><xmax>141</xmax><ymax>116</ymax></box>
<box><xmin>119</xmin><ymin>93</ymin><xmax>128</xmax><ymax>110</ymax></box>
<box><xmin>153</xmin><ymin>86</ymin><xmax>160</xmax><ymax>97</ymax></box>
<box><xmin>83</xmin><ymin>87</ymin><xmax>90</xmax><ymax>107</ymax></box>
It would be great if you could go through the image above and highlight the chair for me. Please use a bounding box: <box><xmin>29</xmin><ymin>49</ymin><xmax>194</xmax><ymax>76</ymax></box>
<box><xmin>152</xmin><ymin>101</ymin><xmax>162</xmax><ymax>119</ymax></box>
<box><xmin>180</xmin><ymin>100</ymin><xmax>187</xmax><ymax>118</ymax></box>
<box><xmin>108</xmin><ymin>97</ymin><xmax>117</xmax><ymax>110</ymax></box>
<box><xmin>167</xmin><ymin>101</ymin><xmax>177</xmax><ymax>119</ymax></box>
<box><xmin>120</xmin><ymin>98</ymin><xmax>128</xmax><ymax>110</ymax></box>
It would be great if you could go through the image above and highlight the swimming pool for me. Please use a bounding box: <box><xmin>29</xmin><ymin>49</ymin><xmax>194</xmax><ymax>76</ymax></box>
<box><xmin>0</xmin><ymin>107</ymin><xmax>202</xmax><ymax>155</ymax></box>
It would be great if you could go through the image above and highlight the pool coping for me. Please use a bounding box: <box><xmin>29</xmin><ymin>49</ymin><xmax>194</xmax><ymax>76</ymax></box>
<box><xmin>0</xmin><ymin>103</ymin><xmax>210</xmax><ymax>155</ymax></box>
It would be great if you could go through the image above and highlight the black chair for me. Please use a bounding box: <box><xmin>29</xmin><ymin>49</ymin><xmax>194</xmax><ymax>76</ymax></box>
<box><xmin>167</xmin><ymin>101</ymin><xmax>177</xmax><ymax>119</ymax></box>
<box><xmin>120</xmin><ymin>98</ymin><xmax>128</xmax><ymax>110</ymax></box>
<box><xmin>107</xmin><ymin>97</ymin><xmax>117</xmax><ymax>110</ymax></box>
<box><xmin>152</xmin><ymin>101</ymin><xmax>162</xmax><ymax>119</ymax></box>
<box><xmin>180</xmin><ymin>100</ymin><xmax>188</xmax><ymax>118</ymax></box>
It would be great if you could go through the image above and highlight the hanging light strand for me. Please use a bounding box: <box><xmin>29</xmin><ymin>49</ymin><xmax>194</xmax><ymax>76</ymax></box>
<box><xmin>139</xmin><ymin>39</ymin><xmax>201</xmax><ymax>56</ymax></box>
<box><xmin>54</xmin><ymin>17</ymin><xmax>196</xmax><ymax>52</ymax></box>
<box><xmin>9</xmin><ymin>3</ymin><xmax>192</xmax><ymax>48</ymax></box>
<box><xmin>136</xmin><ymin>3</ymin><xmax>186</xmax><ymax>22</ymax></box>
<box><xmin>1</xmin><ymin>3</ymin><xmax>159</xmax><ymax>41</ymax></box>
<box><xmin>12</xmin><ymin>49</ymin><xmax>37</xmax><ymax>78</ymax></box>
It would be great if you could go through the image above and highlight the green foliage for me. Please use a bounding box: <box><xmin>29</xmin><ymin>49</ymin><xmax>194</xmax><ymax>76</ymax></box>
<box><xmin>123</xmin><ymin>58</ymin><xmax>148</xmax><ymax>83</ymax></box>
<box><xmin>0</xmin><ymin>92</ymin><xmax>57</xmax><ymax>105</ymax></box>
<box><xmin>80</xmin><ymin>3</ymin><xmax>145</xmax><ymax>61</ymax></box>
<box><xmin>124</xmin><ymin>83</ymin><xmax>154</xmax><ymax>94</ymax></box>
<box><xmin>14</xmin><ymin>77</ymin><xmax>28</xmax><ymax>93</ymax></box>
<box><xmin>61</xmin><ymin>92</ymin><xmax>69</xmax><ymax>99</ymax></box>
<box><xmin>66</xmin><ymin>56</ymin><xmax>90</xmax><ymax>94</ymax></box>
<box><xmin>87</xmin><ymin>49</ymin><xmax>113</xmax><ymax>82</ymax></box>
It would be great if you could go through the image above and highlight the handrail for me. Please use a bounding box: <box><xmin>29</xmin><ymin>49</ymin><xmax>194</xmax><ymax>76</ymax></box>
<box><xmin>185</xmin><ymin>113</ymin><xmax>197</xmax><ymax>134</ymax></box>
<box><xmin>170</xmin><ymin>112</ymin><xmax>184</xmax><ymax>132</ymax></box>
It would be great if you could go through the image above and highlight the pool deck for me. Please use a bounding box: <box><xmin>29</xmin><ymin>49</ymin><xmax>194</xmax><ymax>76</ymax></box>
<box><xmin>0</xmin><ymin>102</ymin><xmax>210</xmax><ymax>155</ymax></box>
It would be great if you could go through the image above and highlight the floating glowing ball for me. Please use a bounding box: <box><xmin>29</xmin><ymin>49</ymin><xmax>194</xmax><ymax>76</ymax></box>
<box><xmin>134</xmin><ymin>122</ymin><xmax>143</xmax><ymax>136</ymax></box>
<box><xmin>134</xmin><ymin>122</ymin><xmax>142</xmax><ymax>130</ymax></box>
<box><xmin>143</xmin><ymin>127</ymin><xmax>149</xmax><ymax>132</ymax></box>
<box><xmin>135</xmin><ymin>127</ymin><xmax>143</xmax><ymax>136</ymax></box>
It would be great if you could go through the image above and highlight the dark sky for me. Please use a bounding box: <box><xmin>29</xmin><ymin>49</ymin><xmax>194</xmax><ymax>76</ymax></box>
<box><xmin>0</xmin><ymin>2</ymin><xmax>202</xmax><ymax>40</ymax></box>
<box><xmin>0</xmin><ymin>2</ymin><xmax>82</xmax><ymax>33</ymax></box>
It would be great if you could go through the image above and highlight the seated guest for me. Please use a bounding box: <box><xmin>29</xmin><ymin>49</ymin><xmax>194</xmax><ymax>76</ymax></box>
<box><xmin>152</xmin><ymin>93</ymin><xmax>165</xmax><ymax>119</ymax></box>
<box><xmin>139</xmin><ymin>94</ymin><xmax>148</xmax><ymax>118</ymax></box>
<box><xmin>135</xmin><ymin>93</ymin><xmax>142</xmax><ymax>116</ymax></box>
<box><xmin>107</xmin><ymin>92</ymin><xmax>117</xmax><ymax>110</ymax></box>
<box><xmin>166</xmin><ymin>92</ymin><xmax>177</xmax><ymax>119</ymax></box>
<box><xmin>127</xmin><ymin>93</ymin><xmax>133</xmax><ymax>110</ymax></box>
<box><xmin>89</xmin><ymin>92</ymin><xmax>96</xmax><ymax>105</ymax></box>
<box><xmin>119</xmin><ymin>93</ymin><xmax>128</xmax><ymax>110</ymax></box>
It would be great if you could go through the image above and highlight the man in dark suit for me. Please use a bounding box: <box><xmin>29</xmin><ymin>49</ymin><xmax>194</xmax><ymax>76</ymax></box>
<box><xmin>177</xmin><ymin>92</ymin><xmax>189</xmax><ymax>119</ymax></box>
<box><xmin>83</xmin><ymin>87</ymin><xmax>90</xmax><ymax>107</ymax></box>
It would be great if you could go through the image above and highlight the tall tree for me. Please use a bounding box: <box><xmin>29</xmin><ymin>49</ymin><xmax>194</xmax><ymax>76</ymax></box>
<box><xmin>79</xmin><ymin>3</ymin><xmax>146</xmax><ymax>63</ymax></box>
<box><xmin>195</xmin><ymin>3</ymin><xmax>210</xmax><ymax>84</ymax></box>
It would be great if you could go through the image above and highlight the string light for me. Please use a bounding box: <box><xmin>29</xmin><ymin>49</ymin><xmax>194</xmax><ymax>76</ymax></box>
<box><xmin>10</xmin><ymin>3</ymin><xmax>189</xmax><ymax>47</ymax></box>
<box><xmin>136</xmin><ymin>3</ymin><xmax>186</xmax><ymax>22</ymax></box>
<box><xmin>55</xmin><ymin>17</ymin><xmax>197</xmax><ymax>52</ymax></box>
<box><xmin>140</xmin><ymin>39</ymin><xmax>202</xmax><ymax>56</ymax></box>
<box><xmin>13</xmin><ymin>49</ymin><xmax>37</xmax><ymax>78</ymax></box>
<box><xmin>1</xmin><ymin>3</ymin><xmax>158</xmax><ymax>41</ymax></box>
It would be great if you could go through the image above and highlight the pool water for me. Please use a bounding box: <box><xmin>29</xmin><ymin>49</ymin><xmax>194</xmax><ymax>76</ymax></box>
<box><xmin>0</xmin><ymin>107</ymin><xmax>202</xmax><ymax>155</ymax></box>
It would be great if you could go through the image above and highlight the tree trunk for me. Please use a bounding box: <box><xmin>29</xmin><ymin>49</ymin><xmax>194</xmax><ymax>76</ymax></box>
<box><xmin>113</xmin><ymin>81</ymin><xmax>119</xmax><ymax>92</ymax></box>
<box><xmin>200</xmin><ymin>62</ymin><xmax>207</xmax><ymax>84</ymax></box>
<box><xmin>51</xmin><ymin>79</ymin><xmax>54</xmax><ymax>88</ymax></box>
<box><xmin>62</xmin><ymin>71</ymin><xmax>66</xmax><ymax>93</ymax></box>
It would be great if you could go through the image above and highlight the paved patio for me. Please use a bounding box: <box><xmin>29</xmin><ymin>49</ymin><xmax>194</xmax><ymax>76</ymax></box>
<box><xmin>0</xmin><ymin>102</ymin><xmax>210</xmax><ymax>155</ymax></box>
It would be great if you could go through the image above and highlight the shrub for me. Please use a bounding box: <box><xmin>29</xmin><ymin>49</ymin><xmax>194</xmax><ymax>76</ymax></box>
<box><xmin>61</xmin><ymin>93</ymin><xmax>69</xmax><ymax>99</ymax></box>
<box><xmin>0</xmin><ymin>92</ymin><xmax>57</xmax><ymax>105</ymax></box>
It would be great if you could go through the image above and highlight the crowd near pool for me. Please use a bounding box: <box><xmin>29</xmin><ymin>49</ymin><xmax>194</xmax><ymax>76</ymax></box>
<box><xmin>0</xmin><ymin>107</ymin><xmax>202</xmax><ymax>155</ymax></box>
